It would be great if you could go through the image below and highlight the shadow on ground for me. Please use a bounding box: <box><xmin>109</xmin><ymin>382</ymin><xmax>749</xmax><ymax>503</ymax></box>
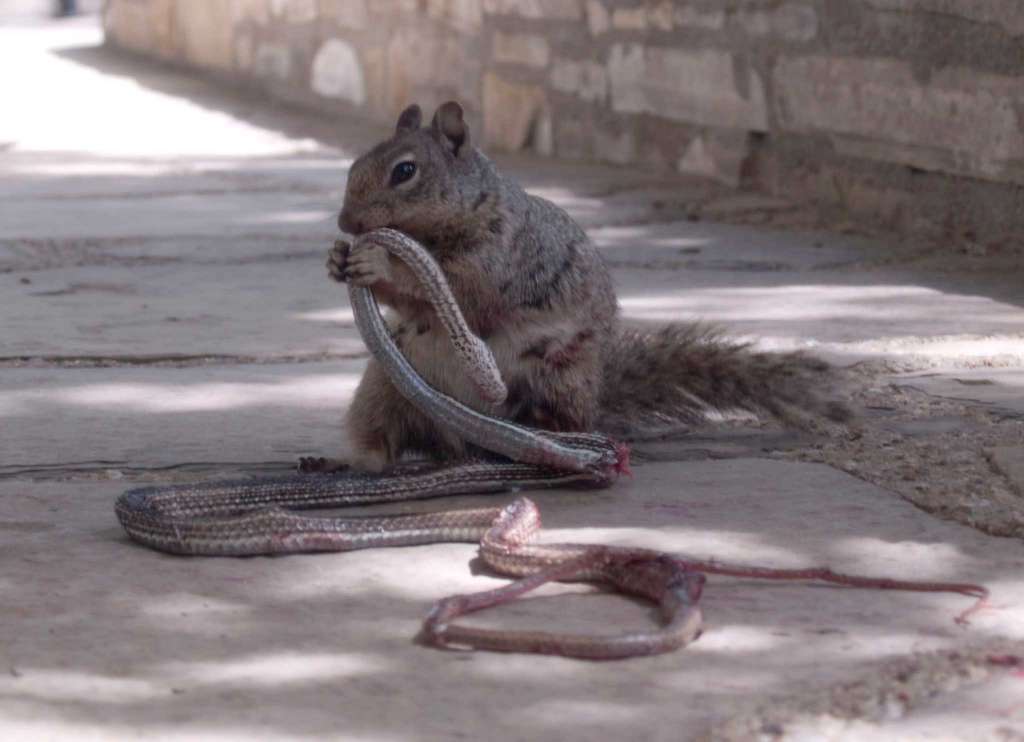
<box><xmin>2</xmin><ymin>465</ymin><xmax>1021</xmax><ymax>740</ymax></box>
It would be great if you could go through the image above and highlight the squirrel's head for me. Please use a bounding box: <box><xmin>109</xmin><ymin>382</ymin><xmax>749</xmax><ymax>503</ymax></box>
<box><xmin>338</xmin><ymin>101</ymin><xmax>475</xmax><ymax>238</ymax></box>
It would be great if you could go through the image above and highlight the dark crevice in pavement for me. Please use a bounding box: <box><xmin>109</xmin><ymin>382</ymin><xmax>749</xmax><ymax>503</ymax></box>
<box><xmin>0</xmin><ymin>350</ymin><xmax>367</xmax><ymax>368</ymax></box>
<box><xmin>787</xmin><ymin>384</ymin><xmax>1024</xmax><ymax>539</ymax></box>
<box><xmin>0</xmin><ymin>460</ymin><xmax>299</xmax><ymax>482</ymax></box>
<box><xmin>0</xmin><ymin>233</ymin><xmax>332</xmax><ymax>247</ymax></box>
<box><xmin>604</xmin><ymin>257</ymin><xmax>795</xmax><ymax>272</ymax></box>
<box><xmin>5</xmin><ymin>248</ymin><xmax>335</xmax><ymax>274</ymax></box>
<box><xmin>4</xmin><ymin>184</ymin><xmax>332</xmax><ymax>201</ymax></box>
<box><xmin>1</xmin><ymin>234</ymin><xmax>336</xmax><ymax>263</ymax></box>
<box><xmin>6</xmin><ymin>246</ymin><xmax>832</xmax><ymax>275</ymax></box>
<box><xmin>892</xmin><ymin>384</ymin><xmax>1024</xmax><ymax>420</ymax></box>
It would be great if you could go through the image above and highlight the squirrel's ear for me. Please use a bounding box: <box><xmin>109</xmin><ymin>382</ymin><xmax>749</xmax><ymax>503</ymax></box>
<box><xmin>431</xmin><ymin>101</ymin><xmax>469</xmax><ymax>156</ymax></box>
<box><xmin>395</xmin><ymin>104</ymin><xmax>422</xmax><ymax>133</ymax></box>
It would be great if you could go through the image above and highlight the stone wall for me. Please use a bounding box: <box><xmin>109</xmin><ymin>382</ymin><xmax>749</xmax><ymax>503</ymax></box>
<box><xmin>103</xmin><ymin>0</ymin><xmax>1024</xmax><ymax>240</ymax></box>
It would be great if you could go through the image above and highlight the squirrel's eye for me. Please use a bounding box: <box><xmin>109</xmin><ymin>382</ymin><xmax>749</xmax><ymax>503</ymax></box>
<box><xmin>389</xmin><ymin>161</ymin><xmax>417</xmax><ymax>187</ymax></box>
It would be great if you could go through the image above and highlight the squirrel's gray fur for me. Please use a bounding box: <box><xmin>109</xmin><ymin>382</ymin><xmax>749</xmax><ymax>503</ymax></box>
<box><xmin>308</xmin><ymin>102</ymin><xmax>848</xmax><ymax>472</ymax></box>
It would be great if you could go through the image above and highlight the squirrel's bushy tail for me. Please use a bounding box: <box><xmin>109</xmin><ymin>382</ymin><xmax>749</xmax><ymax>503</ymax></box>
<box><xmin>598</xmin><ymin>324</ymin><xmax>850</xmax><ymax>436</ymax></box>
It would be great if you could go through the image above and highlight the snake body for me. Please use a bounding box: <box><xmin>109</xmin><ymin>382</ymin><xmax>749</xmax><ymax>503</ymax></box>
<box><xmin>116</xmin><ymin>228</ymin><xmax>702</xmax><ymax>658</ymax></box>
<box><xmin>116</xmin><ymin>229</ymin><xmax>986</xmax><ymax>658</ymax></box>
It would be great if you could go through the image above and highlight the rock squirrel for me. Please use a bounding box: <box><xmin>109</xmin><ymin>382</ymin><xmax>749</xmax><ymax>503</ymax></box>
<box><xmin>304</xmin><ymin>101</ymin><xmax>848</xmax><ymax>473</ymax></box>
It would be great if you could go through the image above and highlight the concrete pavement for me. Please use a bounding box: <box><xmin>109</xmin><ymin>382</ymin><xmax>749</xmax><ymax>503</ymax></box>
<box><xmin>2</xmin><ymin>16</ymin><xmax>1024</xmax><ymax>741</ymax></box>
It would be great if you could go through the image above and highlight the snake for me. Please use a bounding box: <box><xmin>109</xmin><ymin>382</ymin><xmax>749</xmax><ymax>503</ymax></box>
<box><xmin>116</xmin><ymin>228</ymin><xmax>988</xmax><ymax>660</ymax></box>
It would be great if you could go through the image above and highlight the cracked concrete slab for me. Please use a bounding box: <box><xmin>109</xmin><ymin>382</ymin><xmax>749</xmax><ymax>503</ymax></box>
<box><xmin>591</xmin><ymin>220</ymin><xmax>874</xmax><ymax>272</ymax></box>
<box><xmin>713</xmin><ymin>642</ymin><xmax>1024</xmax><ymax>740</ymax></box>
<box><xmin>1</xmin><ymin>189</ymin><xmax>340</xmax><ymax>241</ymax></box>
<box><xmin>10</xmin><ymin>232</ymin><xmax>1019</xmax><ymax>365</ymax></box>
<box><xmin>0</xmin><ymin>362</ymin><xmax>361</xmax><ymax>470</ymax></box>
<box><xmin>611</xmin><ymin>267</ymin><xmax>1024</xmax><ymax>363</ymax></box>
<box><xmin>2</xmin><ymin>461</ymin><xmax>1022</xmax><ymax>741</ymax></box>
<box><xmin>896</xmin><ymin>369</ymin><xmax>1024</xmax><ymax>415</ymax></box>
<box><xmin>2</xmin><ymin>259</ymin><xmax>365</xmax><ymax>358</ymax></box>
<box><xmin>990</xmin><ymin>447</ymin><xmax>1024</xmax><ymax>496</ymax></box>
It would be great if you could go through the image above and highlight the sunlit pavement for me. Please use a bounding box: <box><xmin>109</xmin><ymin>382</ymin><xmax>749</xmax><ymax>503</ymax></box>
<box><xmin>2</xmin><ymin>16</ymin><xmax>1024</xmax><ymax>741</ymax></box>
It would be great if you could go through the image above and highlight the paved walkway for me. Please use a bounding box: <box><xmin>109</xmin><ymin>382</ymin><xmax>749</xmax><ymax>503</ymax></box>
<box><xmin>2</xmin><ymin>16</ymin><xmax>1024</xmax><ymax>741</ymax></box>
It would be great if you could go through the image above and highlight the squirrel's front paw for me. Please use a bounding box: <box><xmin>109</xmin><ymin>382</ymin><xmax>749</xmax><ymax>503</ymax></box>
<box><xmin>343</xmin><ymin>241</ymin><xmax>392</xmax><ymax>288</ymax></box>
<box><xmin>326</xmin><ymin>239</ymin><xmax>351</xmax><ymax>283</ymax></box>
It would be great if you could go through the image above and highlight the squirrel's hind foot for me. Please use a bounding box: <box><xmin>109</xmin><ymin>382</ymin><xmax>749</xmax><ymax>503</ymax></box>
<box><xmin>297</xmin><ymin>456</ymin><xmax>350</xmax><ymax>474</ymax></box>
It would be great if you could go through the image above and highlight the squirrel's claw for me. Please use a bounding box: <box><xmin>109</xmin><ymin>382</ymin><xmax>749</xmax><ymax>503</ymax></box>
<box><xmin>327</xmin><ymin>239</ymin><xmax>351</xmax><ymax>283</ymax></box>
<box><xmin>343</xmin><ymin>241</ymin><xmax>393</xmax><ymax>288</ymax></box>
<box><xmin>297</xmin><ymin>456</ymin><xmax>349</xmax><ymax>474</ymax></box>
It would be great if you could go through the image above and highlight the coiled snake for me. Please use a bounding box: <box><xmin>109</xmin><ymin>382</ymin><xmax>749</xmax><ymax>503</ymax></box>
<box><xmin>116</xmin><ymin>229</ymin><xmax>987</xmax><ymax>659</ymax></box>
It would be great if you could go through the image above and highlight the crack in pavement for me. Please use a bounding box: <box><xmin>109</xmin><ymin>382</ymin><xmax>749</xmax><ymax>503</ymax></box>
<box><xmin>3</xmin><ymin>249</ymin><xmax>334</xmax><ymax>274</ymax></box>
<box><xmin>0</xmin><ymin>232</ymin><xmax>334</xmax><ymax>249</ymax></box>
<box><xmin>0</xmin><ymin>234</ymin><xmax>338</xmax><ymax>273</ymax></box>
<box><xmin>3</xmin><ymin>184</ymin><xmax>333</xmax><ymax>202</ymax></box>
<box><xmin>892</xmin><ymin>384</ymin><xmax>1024</xmax><ymax>420</ymax></box>
<box><xmin>0</xmin><ymin>350</ymin><xmax>368</xmax><ymax>368</ymax></box>
<box><xmin>0</xmin><ymin>460</ymin><xmax>299</xmax><ymax>481</ymax></box>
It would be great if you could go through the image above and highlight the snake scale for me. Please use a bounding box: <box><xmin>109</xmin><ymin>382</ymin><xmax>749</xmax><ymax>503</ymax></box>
<box><xmin>116</xmin><ymin>228</ymin><xmax>987</xmax><ymax>659</ymax></box>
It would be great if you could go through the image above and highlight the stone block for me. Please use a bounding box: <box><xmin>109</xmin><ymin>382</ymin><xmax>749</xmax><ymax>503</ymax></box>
<box><xmin>310</xmin><ymin>39</ymin><xmax>366</xmax><ymax>105</ymax></box>
<box><xmin>774</xmin><ymin>55</ymin><xmax>1024</xmax><ymax>183</ymax></box>
<box><xmin>426</xmin><ymin>0</ymin><xmax>483</xmax><ymax>31</ymax></box>
<box><xmin>234</xmin><ymin>32</ymin><xmax>254</xmax><ymax>71</ymax></box>
<box><xmin>103</xmin><ymin>0</ymin><xmax>175</xmax><ymax>59</ymax></box>
<box><xmin>552</xmin><ymin>115</ymin><xmax>588</xmax><ymax>159</ymax></box>
<box><xmin>482</xmin><ymin>74</ymin><xmax>546</xmax><ymax>150</ymax></box>
<box><xmin>990</xmin><ymin>446</ymin><xmax>1024</xmax><ymax>496</ymax></box>
<box><xmin>384</xmin><ymin>27</ymin><xmax>480</xmax><ymax>119</ymax></box>
<box><xmin>360</xmin><ymin>44</ymin><xmax>389</xmax><ymax>119</ymax></box>
<box><xmin>318</xmin><ymin>0</ymin><xmax>368</xmax><ymax>29</ymax></box>
<box><xmin>550</xmin><ymin>59</ymin><xmax>608</xmax><ymax>103</ymax></box>
<box><xmin>231</xmin><ymin>0</ymin><xmax>272</xmax><ymax>26</ymax></box>
<box><xmin>365</xmin><ymin>0</ymin><xmax>418</xmax><ymax>15</ymax></box>
<box><xmin>482</xmin><ymin>0</ymin><xmax>581</xmax><ymax>20</ymax></box>
<box><xmin>533</xmin><ymin>109</ymin><xmax>554</xmax><ymax>156</ymax></box>
<box><xmin>594</xmin><ymin>126</ymin><xmax>635</xmax><ymax>165</ymax></box>
<box><xmin>173</xmin><ymin>0</ymin><xmax>236</xmax><ymax>72</ymax></box>
<box><xmin>585</xmin><ymin>0</ymin><xmax>609</xmax><ymax>35</ymax></box>
<box><xmin>735</xmin><ymin>2</ymin><xmax>818</xmax><ymax>42</ymax></box>
<box><xmin>612</xmin><ymin>3</ymin><xmax>682</xmax><ymax>32</ymax></box>
<box><xmin>612</xmin><ymin>7</ymin><xmax>646</xmax><ymax>30</ymax></box>
<box><xmin>674</xmin><ymin>5</ymin><xmax>725</xmax><ymax>30</ymax></box>
<box><xmin>608</xmin><ymin>45</ymin><xmax>768</xmax><ymax>131</ymax></box>
<box><xmin>253</xmin><ymin>43</ymin><xmax>291</xmax><ymax>81</ymax></box>
<box><xmin>677</xmin><ymin>129</ymin><xmax>750</xmax><ymax>187</ymax></box>
<box><xmin>647</xmin><ymin>2</ymin><xmax>674</xmax><ymax>31</ymax></box>
<box><xmin>270</xmin><ymin>0</ymin><xmax>317</xmax><ymax>23</ymax></box>
<box><xmin>492</xmin><ymin>32</ymin><xmax>550</xmax><ymax>69</ymax></box>
<box><xmin>864</xmin><ymin>0</ymin><xmax>1024</xmax><ymax>37</ymax></box>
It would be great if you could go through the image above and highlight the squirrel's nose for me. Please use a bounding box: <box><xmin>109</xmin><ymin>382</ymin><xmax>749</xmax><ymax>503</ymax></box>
<box><xmin>338</xmin><ymin>209</ymin><xmax>361</xmax><ymax>234</ymax></box>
